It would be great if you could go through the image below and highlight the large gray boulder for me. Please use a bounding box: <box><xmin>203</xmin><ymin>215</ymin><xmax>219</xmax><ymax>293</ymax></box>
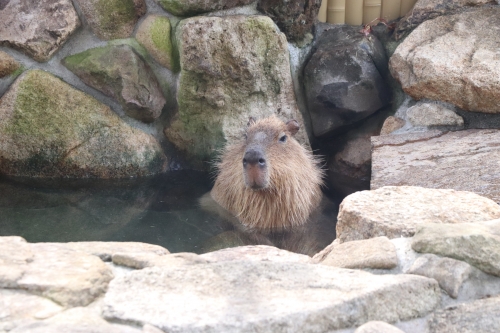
<box><xmin>165</xmin><ymin>15</ymin><xmax>306</xmax><ymax>164</ymax></box>
<box><xmin>103</xmin><ymin>261</ymin><xmax>440</xmax><ymax>332</ymax></box>
<box><xmin>0</xmin><ymin>0</ymin><xmax>80</xmax><ymax>62</ymax></box>
<box><xmin>74</xmin><ymin>0</ymin><xmax>146</xmax><ymax>40</ymax></box>
<box><xmin>390</xmin><ymin>7</ymin><xmax>500</xmax><ymax>113</ymax></box>
<box><xmin>154</xmin><ymin>0</ymin><xmax>255</xmax><ymax>16</ymax></box>
<box><xmin>63</xmin><ymin>44</ymin><xmax>166</xmax><ymax>123</ymax></box>
<box><xmin>336</xmin><ymin>186</ymin><xmax>500</xmax><ymax>243</ymax></box>
<box><xmin>371</xmin><ymin>129</ymin><xmax>500</xmax><ymax>203</ymax></box>
<box><xmin>304</xmin><ymin>25</ymin><xmax>390</xmax><ymax>137</ymax></box>
<box><xmin>394</xmin><ymin>0</ymin><xmax>496</xmax><ymax>39</ymax></box>
<box><xmin>0</xmin><ymin>70</ymin><xmax>167</xmax><ymax>178</ymax></box>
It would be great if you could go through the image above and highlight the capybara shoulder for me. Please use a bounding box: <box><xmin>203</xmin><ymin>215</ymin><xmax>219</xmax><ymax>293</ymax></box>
<box><xmin>211</xmin><ymin>116</ymin><xmax>324</xmax><ymax>231</ymax></box>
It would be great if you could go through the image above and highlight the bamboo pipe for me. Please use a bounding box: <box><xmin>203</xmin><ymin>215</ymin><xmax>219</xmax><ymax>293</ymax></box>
<box><xmin>400</xmin><ymin>0</ymin><xmax>417</xmax><ymax>17</ymax></box>
<box><xmin>363</xmin><ymin>0</ymin><xmax>382</xmax><ymax>24</ymax></box>
<box><xmin>318</xmin><ymin>0</ymin><xmax>328</xmax><ymax>22</ymax></box>
<box><xmin>381</xmin><ymin>0</ymin><xmax>401</xmax><ymax>21</ymax></box>
<box><xmin>345</xmin><ymin>0</ymin><xmax>363</xmax><ymax>25</ymax></box>
<box><xmin>327</xmin><ymin>0</ymin><xmax>346</xmax><ymax>24</ymax></box>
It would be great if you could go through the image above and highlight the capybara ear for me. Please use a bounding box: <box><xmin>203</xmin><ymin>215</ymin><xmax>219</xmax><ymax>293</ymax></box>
<box><xmin>286</xmin><ymin>119</ymin><xmax>300</xmax><ymax>136</ymax></box>
<box><xmin>247</xmin><ymin>117</ymin><xmax>256</xmax><ymax>127</ymax></box>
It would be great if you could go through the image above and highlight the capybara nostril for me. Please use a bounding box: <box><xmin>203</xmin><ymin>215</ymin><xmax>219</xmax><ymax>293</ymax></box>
<box><xmin>243</xmin><ymin>149</ymin><xmax>266</xmax><ymax>167</ymax></box>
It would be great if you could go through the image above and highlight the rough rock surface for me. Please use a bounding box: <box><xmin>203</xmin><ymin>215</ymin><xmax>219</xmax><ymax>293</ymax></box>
<box><xmin>200</xmin><ymin>245</ymin><xmax>312</xmax><ymax>263</ymax></box>
<box><xmin>427</xmin><ymin>295</ymin><xmax>500</xmax><ymax>333</ymax></box>
<box><xmin>0</xmin><ymin>289</ymin><xmax>63</xmax><ymax>331</ymax></box>
<box><xmin>103</xmin><ymin>262</ymin><xmax>440</xmax><ymax>332</ymax></box>
<box><xmin>257</xmin><ymin>0</ymin><xmax>321</xmax><ymax>44</ymax></box>
<box><xmin>155</xmin><ymin>0</ymin><xmax>255</xmax><ymax>16</ymax></box>
<box><xmin>112</xmin><ymin>252</ymin><xmax>205</xmax><ymax>269</ymax></box>
<box><xmin>395</xmin><ymin>0</ymin><xmax>496</xmax><ymax>39</ymax></box>
<box><xmin>166</xmin><ymin>15</ymin><xmax>306</xmax><ymax>163</ymax></box>
<box><xmin>136</xmin><ymin>15</ymin><xmax>177</xmax><ymax>71</ymax></box>
<box><xmin>0</xmin><ymin>0</ymin><xmax>80</xmax><ymax>62</ymax></box>
<box><xmin>336</xmin><ymin>186</ymin><xmax>500</xmax><ymax>243</ymax></box>
<box><xmin>0</xmin><ymin>237</ymin><xmax>32</xmax><ymax>288</ymax></box>
<box><xmin>16</xmin><ymin>244</ymin><xmax>113</xmax><ymax>307</ymax></box>
<box><xmin>318</xmin><ymin>237</ymin><xmax>398</xmax><ymax>270</ymax></box>
<box><xmin>407</xmin><ymin>254</ymin><xmax>473</xmax><ymax>298</ymax></box>
<box><xmin>371</xmin><ymin>129</ymin><xmax>500</xmax><ymax>203</ymax></box>
<box><xmin>9</xmin><ymin>307</ymin><xmax>142</xmax><ymax>333</ymax></box>
<box><xmin>57</xmin><ymin>242</ymin><xmax>169</xmax><ymax>261</ymax></box>
<box><xmin>74</xmin><ymin>0</ymin><xmax>146</xmax><ymax>40</ymax></box>
<box><xmin>390</xmin><ymin>8</ymin><xmax>500</xmax><ymax>113</ymax></box>
<box><xmin>380</xmin><ymin>116</ymin><xmax>405</xmax><ymax>135</ymax></box>
<box><xmin>304</xmin><ymin>25</ymin><xmax>390</xmax><ymax>137</ymax></box>
<box><xmin>0</xmin><ymin>51</ymin><xmax>20</xmax><ymax>78</ymax></box>
<box><xmin>0</xmin><ymin>70</ymin><xmax>167</xmax><ymax>178</ymax></box>
<box><xmin>63</xmin><ymin>44</ymin><xmax>166</xmax><ymax>123</ymax></box>
<box><xmin>354</xmin><ymin>321</ymin><xmax>405</xmax><ymax>333</ymax></box>
<box><xmin>407</xmin><ymin>102</ymin><xmax>464</xmax><ymax>128</ymax></box>
<box><xmin>412</xmin><ymin>221</ymin><xmax>500</xmax><ymax>277</ymax></box>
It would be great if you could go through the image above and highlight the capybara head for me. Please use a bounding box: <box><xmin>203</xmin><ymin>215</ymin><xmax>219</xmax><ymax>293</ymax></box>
<box><xmin>211</xmin><ymin>116</ymin><xmax>324</xmax><ymax>231</ymax></box>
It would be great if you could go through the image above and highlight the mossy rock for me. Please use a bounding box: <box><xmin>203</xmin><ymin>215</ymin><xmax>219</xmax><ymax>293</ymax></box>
<box><xmin>0</xmin><ymin>70</ymin><xmax>167</xmax><ymax>178</ymax></box>
<box><xmin>0</xmin><ymin>51</ymin><xmax>21</xmax><ymax>78</ymax></box>
<box><xmin>155</xmin><ymin>0</ymin><xmax>255</xmax><ymax>16</ymax></box>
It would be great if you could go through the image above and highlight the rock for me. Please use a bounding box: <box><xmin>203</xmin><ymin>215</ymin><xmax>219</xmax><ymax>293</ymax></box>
<box><xmin>15</xmin><ymin>243</ymin><xmax>114</xmax><ymax>307</ymax></box>
<box><xmin>103</xmin><ymin>262</ymin><xmax>440</xmax><ymax>331</ymax></box>
<box><xmin>407</xmin><ymin>254</ymin><xmax>474</xmax><ymax>298</ymax></box>
<box><xmin>154</xmin><ymin>0</ymin><xmax>255</xmax><ymax>16</ymax></box>
<box><xmin>354</xmin><ymin>321</ymin><xmax>405</xmax><ymax>333</ymax></box>
<box><xmin>411</xmin><ymin>221</ymin><xmax>500</xmax><ymax>277</ymax></box>
<box><xmin>200</xmin><ymin>245</ymin><xmax>312</xmax><ymax>263</ymax></box>
<box><xmin>380</xmin><ymin>116</ymin><xmax>405</xmax><ymax>135</ymax></box>
<box><xmin>0</xmin><ymin>70</ymin><xmax>167</xmax><ymax>178</ymax></box>
<box><xmin>56</xmin><ymin>242</ymin><xmax>169</xmax><ymax>261</ymax></box>
<box><xmin>318</xmin><ymin>237</ymin><xmax>398</xmax><ymax>270</ymax></box>
<box><xmin>135</xmin><ymin>15</ymin><xmax>178</xmax><ymax>71</ymax></box>
<box><xmin>407</xmin><ymin>102</ymin><xmax>464</xmax><ymax>128</ymax></box>
<box><xmin>199</xmin><ymin>231</ymin><xmax>252</xmax><ymax>253</ymax></box>
<box><xmin>0</xmin><ymin>237</ymin><xmax>33</xmax><ymax>288</ymax></box>
<box><xmin>395</xmin><ymin>0</ymin><xmax>495</xmax><ymax>39</ymax></box>
<box><xmin>371</xmin><ymin>129</ymin><xmax>500</xmax><ymax>203</ymax></box>
<box><xmin>166</xmin><ymin>15</ymin><xmax>306</xmax><ymax>164</ymax></box>
<box><xmin>0</xmin><ymin>51</ymin><xmax>20</xmax><ymax>78</ymax></box>
<box><xmin>112</xmin><ymin>252</ymin><xmax>205</xmax><ymax>269</ymax></box>
<box><xmin>327</xmin><ymin>135</ymin><xmax>372</xmax><ymax>196</ymax></box>
<box><xmin>303</xmin><ymin>25</ymin><xmax>390</xmax><ymax>137</ymax></box>
<box><xmin>74</xmin><ymin>0</ymin><xmax>146</xmax><ymax>40</ymax></box>
<box><xmin>257</xmin><ymin>0</ymin><xmax>321</xmax><ymax>45</ymax></box>
<box><xmin>336</xmin><ymin>186</ymin><xmax>500</xmax><ymax>243</ymax></box>
<box><xmin>0</xmin><ymin>0</ymin><xmax>80</xmax><ymax>62</ymax></box>
<box><xmin>9</xmin><ymin>307</ymin><xmax>142</xmax><ymax>333</ymax></box>
<box><xmin>63</xmin><ymin>44</ymin><xmax>165</xmax><ymax>123</ymax></box>
<box><xmin>0</xmin><ymin>289</ymin><xmax>63</xmax><ymax>331</ymax></box>
<box><xmin>390</xmin><ymin>8</ymin><xmax>500</xmax><ymax>113</ymax></box>
<box><xmin>427</xmin><ymin>295</ymin><xmax>500</xmax><ymax>333</ymax></box>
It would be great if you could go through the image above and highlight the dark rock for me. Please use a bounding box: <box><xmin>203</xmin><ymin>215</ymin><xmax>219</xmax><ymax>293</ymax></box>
<box><xmin>63</xmin><ymin>44</ymin><xmax>166</xmax><ymax>123</ymax></box>
<box><xmin>257</xmin><ymin>0</ymin><xmax>321</xmax><ymax>45</ymax></box>
<box><xmin>304</xmin><ymin>25</ymin><xmax>390</xmax><ymax>138</ymax></box>
<box><xmin>0</xmin><ymin>0</ymin><xmax>80</xmax><ymax>62</ymax></box>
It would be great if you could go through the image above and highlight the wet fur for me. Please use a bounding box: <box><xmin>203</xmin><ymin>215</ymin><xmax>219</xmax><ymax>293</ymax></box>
<box><xmin>210</xmin><ymin>116</ymin><xmax>324</xmax><ymax>232</ymax></box>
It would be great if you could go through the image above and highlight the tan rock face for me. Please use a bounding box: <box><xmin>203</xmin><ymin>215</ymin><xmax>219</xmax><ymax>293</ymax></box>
<box><xmin>390</xmin><ymin>8</ymin><xmax>500</xmax><ymax>113</ymax></box>
<box><xmin>0</xmin><ymin>0</ymin><xmax>80</xmax><ymax>62</ymax></box>
<box><xmin>336</xmin><ymin>186</ymin><xmax>500</xmax><ymax>243</ymax></box>
<box><xmin>406</xmin><ymin>102</ymin><xmax>464</xmax><ymax>128</ymax></box>
<box><xmin>318</xmin><ymin>237</ymin><xmax>398</xmax><ymax>270</ymax></box>
<box><xmin>103</xmin><ymin>262</ymin><xmax>440</xmax><ymax>331</ymax></box>
<box><xmin>0</xmin><ymin>237</ymin><xmax>32</xmax><ymax>288</ymax></box>
<box><xmin>380</xmin><ymin>116</ymin><xmax>405</xmax><ymax>135</ymax></box>
<box><xmin>200</xmin><ymin>245</ymin><xmax>312</xmax><ymax>264</ymax></box>
<box><xmin>166</xmin><ymin>15</ymin><xmax>305</xmax><ymax>164</ymax></box>
<box><xmin>371</xmin><ymin>129</ymin><xmax>500</xmax><ymax>203</ymax></box>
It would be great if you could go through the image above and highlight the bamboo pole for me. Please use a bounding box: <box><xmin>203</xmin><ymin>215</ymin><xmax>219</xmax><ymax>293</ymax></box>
<box><xmin>381</xmin><ymin>0</ymin><xmax>401</xmax><ymax>21</ymax></box>
<box><xmin>345</xmin><ymin>0</ymin><xmax>363</xmax><ymax>25</ymax></box>
<box><xmin>318</xmin><ymin>0</ymin><xmax>328</xmax><ymax>22</ymax></box>
<box><xmin>327</xmin><ymin>0</ymin><xmax>346</xmax><ymax>24</ymax></box>
<box><xmin>400</xmin><ymin>0</ymin><xmax>417</xmax><ymax>17</ymax></box>
<box><xmin>363</xmin><ymin>0</ymin><xmax>382</xmax><ymax>24</ymax></box>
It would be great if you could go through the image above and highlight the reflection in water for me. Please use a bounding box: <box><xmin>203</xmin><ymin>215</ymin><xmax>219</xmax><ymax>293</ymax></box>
<box><xmin>0</xmin><ymin>172</ymin><xmax>223</xmax><ymax>253</ymax></box>
<box><xmin>0</xmin><ymin>171</ymin><xmax>338</xmax><ymax>255</ymax></box>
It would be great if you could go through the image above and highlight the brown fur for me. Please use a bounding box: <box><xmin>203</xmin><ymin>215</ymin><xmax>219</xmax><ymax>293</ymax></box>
<box><xmin>210</xmin><ymin>116</ymin><xmax>324</xmax><ymax>231</ymax></box>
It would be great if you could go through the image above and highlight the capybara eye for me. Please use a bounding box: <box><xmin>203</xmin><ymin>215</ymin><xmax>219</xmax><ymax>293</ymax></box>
<box><xmin>279</xmin><ymin>135</ymin><xmax>287</xmax><ymax>143</ymax></box>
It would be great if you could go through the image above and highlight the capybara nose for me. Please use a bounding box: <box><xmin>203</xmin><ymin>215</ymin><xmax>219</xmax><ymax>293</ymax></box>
<box><xmin>243</xmin><ymin>149</ymin><xmax>266</xmax><ymax>168</ymax></box>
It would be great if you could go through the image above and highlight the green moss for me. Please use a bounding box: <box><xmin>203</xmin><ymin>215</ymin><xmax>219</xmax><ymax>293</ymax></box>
<box><xmin>157</xmin><ymin>0</ymin><xmax>185</xmax><ymax>16</ymax></box>
<box><xmin>97</xmin><ymin>0</ymin><xmax>136</xmax><ymax>34</ymax></box>
<box><xmin>109</xmin><ymin>38</ymin><xmax>150</xmax><ymax>60</ymax></box>
<box><xmin>11</xmin><ymin>65</ymin><xmax>25</xmax><ymax>78</ymax></box>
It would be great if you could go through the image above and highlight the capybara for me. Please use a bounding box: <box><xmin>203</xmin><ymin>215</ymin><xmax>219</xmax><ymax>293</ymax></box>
<box><xmin>210</xmin><ymin>115</ymin><xmax>324</xmax><ymax>231</ymax></box>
